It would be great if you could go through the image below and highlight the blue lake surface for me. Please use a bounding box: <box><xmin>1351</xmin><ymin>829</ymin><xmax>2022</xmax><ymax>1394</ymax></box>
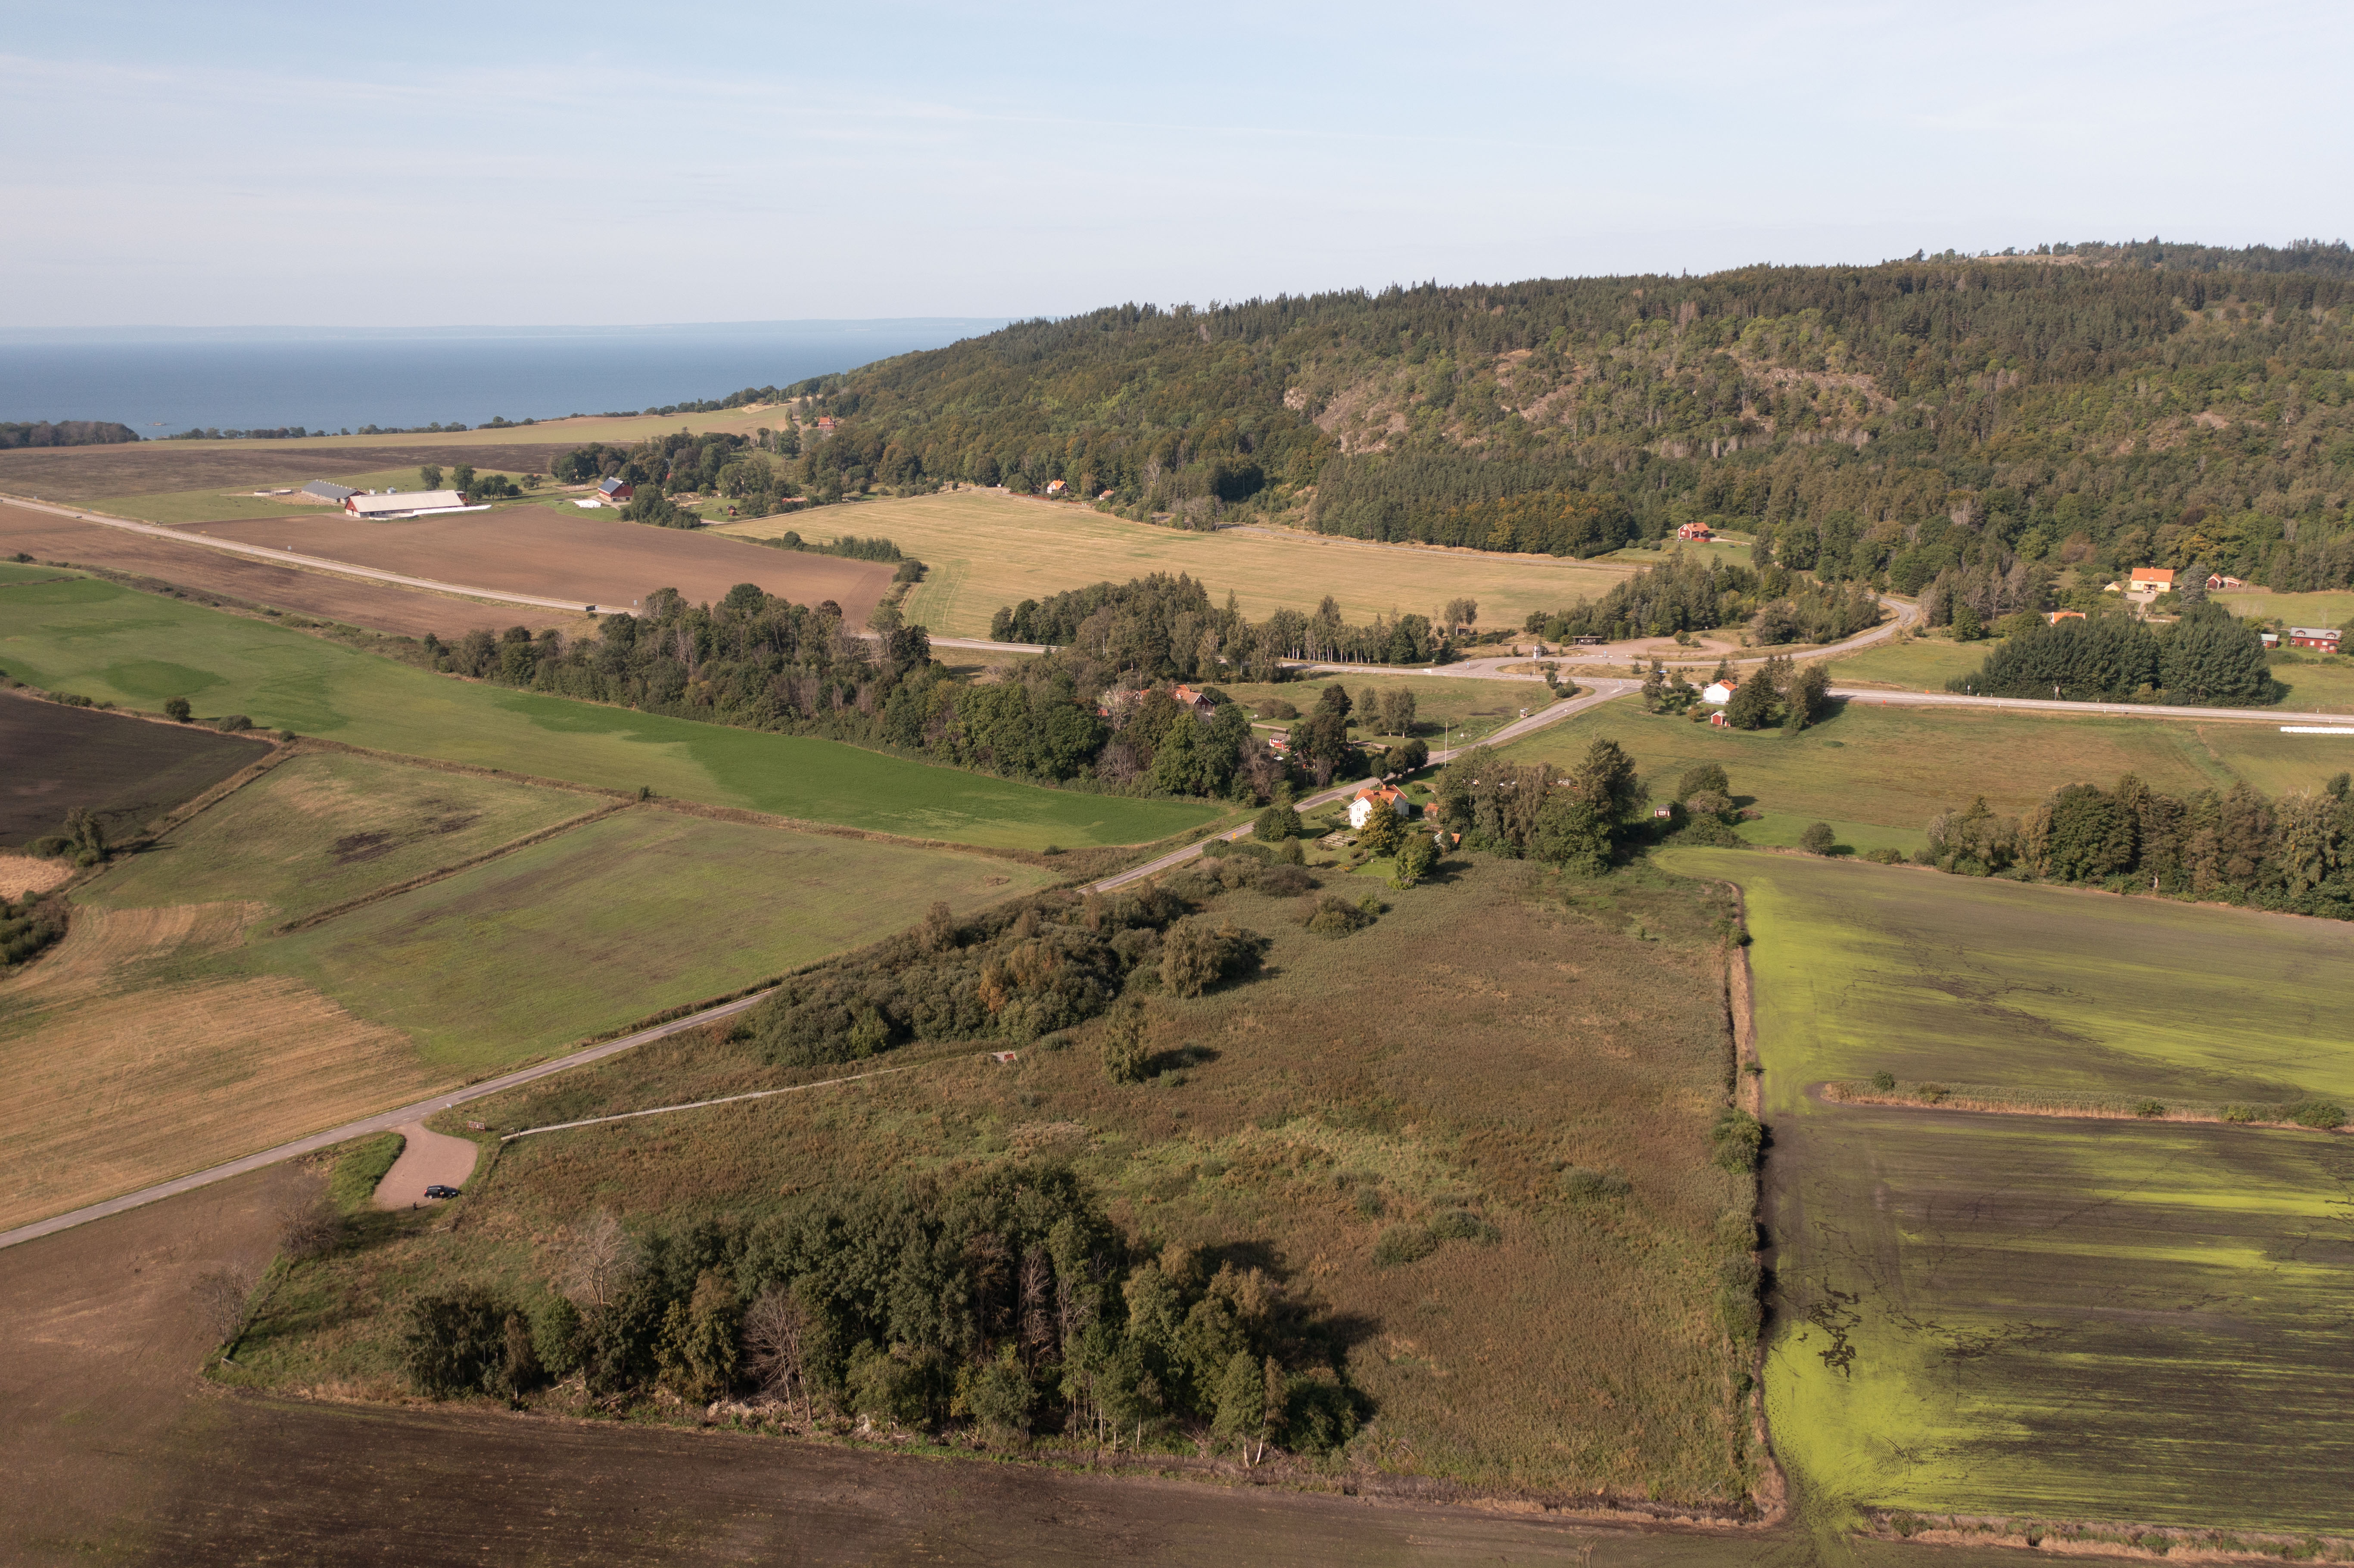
<box><xmin>0</xmin><ymin>320</ymin><xmax>1006</xmax><ymax>437</ymax></box>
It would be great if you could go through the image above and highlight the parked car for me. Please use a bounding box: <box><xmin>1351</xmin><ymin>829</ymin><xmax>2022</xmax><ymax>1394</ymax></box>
<box><xmin>424</xmin><ymin>1184</ymin><xmax>461</xmax><ymax>1200</ymax></box>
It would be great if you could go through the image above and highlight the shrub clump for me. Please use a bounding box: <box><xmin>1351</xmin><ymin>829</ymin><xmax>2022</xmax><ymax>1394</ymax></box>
<box><xmin>0</xmin><ymin>893</ymin><xmax>68</xmax><ymax>968</ymax></box>
<box><xmin>1372</xmin><ymin>1224</ymin><xmax>1439</xmax><ymax>1267</ymax></box>
<box><xmin>2288</xmin><ymin>1099</ymin><xmax>2347</xmax><ymax>1130</ymax></box>
<box><xmin>1253</xmin><ymin>803</ymin><xmax>1304</xmax><ymax>841</ymax></box>
<box><xmin>1298</xmin><ymin>892</ymin><xmax>1378</xmax><ymax>938</ymax></box>
<box><xmin>1560</xmin><ymin>1166</ymin><xmax>1632</xmax><ymax>1203</ymax></box>
<box><xmin>1710</xmin><ymin>1107</ymin><xmax>1765</xmax><ymax>1173</ymax></box>
<box><xmin>215</xmin><ymin>713</ymin><xmax>254</xmax><ymax>733</ymax></box>
<box><xmin>740</xmin><ymin>888</ymin><xmax>1211</xmax><ymax>1066</ymax></box>
<box><xmin>1160</xmin><ymin>918</ymin><xmax>1268</xmax><ymax>998</ymax></box>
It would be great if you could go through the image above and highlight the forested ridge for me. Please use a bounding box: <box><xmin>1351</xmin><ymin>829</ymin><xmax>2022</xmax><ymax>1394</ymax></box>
<box><xmin>739</xmin><ymin>239</ymin><xmax>2354</xmax><ymax>606</ymax></box>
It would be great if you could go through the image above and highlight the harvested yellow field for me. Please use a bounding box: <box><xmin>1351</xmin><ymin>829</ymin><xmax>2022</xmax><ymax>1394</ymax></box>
<box><xmin>0</xmin><ymin>904</ymin><xmax>435</xmax><ymax>1230</ymax></box>
<box><xmin>715</xmin><ymin>490</ymin><xmax>1637</xmax><ymax>637</ymax></box>
<box><xmin>0</xmin><ymin>854</ymin><xmax>71</xmax><ymax>900</ymax></box>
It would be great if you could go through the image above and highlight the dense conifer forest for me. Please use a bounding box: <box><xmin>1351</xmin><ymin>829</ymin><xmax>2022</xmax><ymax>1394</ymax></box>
<box><xmin>738</xmin><ymin>240</ymin><xmax>2354</xmax><ymax>614</ymax></box>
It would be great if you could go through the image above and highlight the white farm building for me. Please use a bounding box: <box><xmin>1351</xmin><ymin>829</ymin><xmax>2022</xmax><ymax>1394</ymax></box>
<box><xmin>344</xmin><ymin>489</ymin><xmax>479</xmax><ymax>519</ymax></box>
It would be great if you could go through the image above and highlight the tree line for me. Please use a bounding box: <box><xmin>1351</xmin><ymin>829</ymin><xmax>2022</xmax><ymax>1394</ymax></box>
<box><xmin>1949</xmin><ymin>602</ymin><xmax>2281</xmax><ymax>706</ymax></box>
<box><xmin>405</xmin><ymin>1161</ymin><xmax>1364</xmax><ymax>1457</ymax></box>
<box><xmin>1923</xmin><ymin>771</ymin><xmax>2354</xmax><ymax>920</ymax></box>
<box><xmin>1520</xmin><ymin>554</ymin><xmax>1881</xmax><ymax>647</ymax></box>
<box><xmin>420</xmin><ymin>573</ymin><xmax>1432</xmax><ymax>803</ymax></box>
<box><xmin>1</xmin><ymin>420</ymin><xmax>139</xmax><ymax>448</ymax></box>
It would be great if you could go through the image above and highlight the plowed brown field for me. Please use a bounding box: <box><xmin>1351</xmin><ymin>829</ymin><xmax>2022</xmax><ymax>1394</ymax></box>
<box><xmin>188</xmin><ymin>507</ymin><xmax>892</xmax><ymax>623</ymax></box>
<box><xmin>0</xmin><ymin>502</ymin><xmax>587</xmax><ymax>638</ymax></box>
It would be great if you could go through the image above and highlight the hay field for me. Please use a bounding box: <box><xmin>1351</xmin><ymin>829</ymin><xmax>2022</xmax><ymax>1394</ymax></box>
<box><xmin>232</xmin><ymin>856</ymin><xmax>1766</xmax><ymax>1505</ymax></box>
<box><xmin>1825</xmin><ymin>635</ymin><xmax>2002</xmax><ymax>693</ymax></box>
<box><xmin>0</xmin><ymin>898</ymin><xmax>437</xmax><ymax>1232</ymax></box>
<box><xmin>0</xmin><ymin>690</ymin><xmax>267</xmax><ymax>846</ymax></box>
<box><xmin>1498</xmin><ymin>697</ymin><xmax>2354</xmax><ymax>857</ymax></box>
<box><xmin>0</xmin><ymin>574</ymin><xmax>1217</xmax><ymax>849</ymax></box>
<box><xmin>243</xmin><ymin>807</ymin><xmax>1055</xmax><ymax>1073</ymax></box>
<box><xmin>189</xmin><ymin>506</ymin><xmax>893</xmax><ymax>625</ymax></box>
<box><xmin>1664</xmin><ymin>849</ymin><xmax>2354</xmax><ymax>1534</ymax></box>
<box><xmin>716</xmin><ymin>491</ymin><xmax>1636</xmax><ymax>637</ymax></box>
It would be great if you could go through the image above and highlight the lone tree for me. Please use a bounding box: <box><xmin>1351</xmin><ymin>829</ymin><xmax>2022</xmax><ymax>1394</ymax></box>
<box><xmin>1357</xmin><ymin>797</ymin><xmax>1403</xmax><ymax>857</ymax></box>
<box><xmin>419</xmin><ymin>464</ymin><xmax>443</xmax><ymax>489</ymax></box>
<box><xmin>164</xmin><ymin>696</ymin><xmax>191</xmax><ymax>722</ymax></box>
<box><xmin>1800</xmin><ymin>821</ymin><xmax>1837</xmax><ymax>855</ymax></box>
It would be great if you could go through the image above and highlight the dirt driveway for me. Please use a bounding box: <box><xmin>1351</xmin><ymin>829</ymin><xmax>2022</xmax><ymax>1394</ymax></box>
<box><xmin>371</xmin><ymin>1124</ymin><xmax>479</xmax><ymax>1208</ymax></box>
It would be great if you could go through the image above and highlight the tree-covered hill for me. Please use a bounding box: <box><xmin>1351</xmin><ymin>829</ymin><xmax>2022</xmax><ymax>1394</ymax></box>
<box><xmin>768</xmin><ymin>239</ymin><xmax>2354</xmax><ymax>621</ymax></box>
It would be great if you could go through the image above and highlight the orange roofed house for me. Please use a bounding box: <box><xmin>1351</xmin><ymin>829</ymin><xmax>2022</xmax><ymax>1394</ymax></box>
<box><xmin>2126</xmin><ymin>567</ymin><xmax>2176</xmax><ymax>598</ymax></box>
<box><xmin>1348</xmin><ymin>784</ymin><xmax>1409</xmax><ymax>830</ymax></box>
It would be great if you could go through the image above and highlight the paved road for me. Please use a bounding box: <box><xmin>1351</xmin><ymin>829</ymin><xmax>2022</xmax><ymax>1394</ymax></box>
<box><xmin>1086</xmin><ymin>679</ymin><xmax>1639</xmax><ymax>893</ymax></box>
<box><xmin>0</xmin><ymin>991</ymin><xmax>769</xmax><ymax>1252</ymax></box>
<box><xmin>1825</xmin><ymin>686</ymin><xmax>2333</xmax><ymax>724</ymax></box>
<box><xmin>0</xmin><ymin>493</ymin><xmax>605</xmax><ymax>615</ymax></box>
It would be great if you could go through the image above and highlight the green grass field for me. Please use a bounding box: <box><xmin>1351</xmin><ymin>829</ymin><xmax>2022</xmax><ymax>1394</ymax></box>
<box><xmin>0</xmin><ymin>573</ymin><xmax>1216</xmax><ymax>850</ymax></box>
<box><xmin>1826</xmin><ymin>635</ymin><xmax>1999</xmax><ymax>692</ymax></box>
<box><xmin>1498</xmin><ymin>697</ymin><xmax>2354</xmax><ymax>852</ymax></box>
<box><xmin>84</xmin><ymin>751</ymin><xmax>595</xmax><ymax>925</ymax></box>
<box><xmin>715</xmin><ymin>490</ymin><xmax>1637</xmax><ymax>638</ymax></box>
<box><xmin>2215</xmin><ymin>588</ymin><xmax>2354</xmax><ymax>626</ymax></box>
<box><xmin>240</xmin><ymin>808</ymin><xmax>1053</xmax><ymax>1072</ymax></box>
<box><xmin>1661</xmin><ymin>849</ymin><xmax>2354</xmax><ymax>1535</ymax></box>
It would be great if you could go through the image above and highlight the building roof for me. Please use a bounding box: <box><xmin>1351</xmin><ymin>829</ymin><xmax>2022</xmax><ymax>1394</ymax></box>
<box><xmin>2130</xmin><ymin>566</ymin><xmax>2176</xmax><ymax>584</ymax></box>
<box><xmin>2289</xmin><ymin>627</ymin><xmax>2341</xmax><ymax>639</ymax></box>
<box><xmin>597</xmin><ymin>476</ymin><xmax>632</xmax><ymax>496</ymax></box>
<box><xmin>301</xmin><ymin>480</ymin><xmax>358</xmax><ymax>502</ymax></box>
<box><xmin>1354</xmin><ymin>784</ymin><xmax>1404</xmax><ymax>803</ymax></box>
<box><xmin>347</xmin><ymin>490</ymin><xmax>466</xmax><ymax>516</ymax></box>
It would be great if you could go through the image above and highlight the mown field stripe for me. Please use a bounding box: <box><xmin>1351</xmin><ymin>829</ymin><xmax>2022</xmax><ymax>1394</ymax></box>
<box><xmin>268</xmin><ymin>801</ymin><xmax>634</xmax><ymax>935</ymax></box>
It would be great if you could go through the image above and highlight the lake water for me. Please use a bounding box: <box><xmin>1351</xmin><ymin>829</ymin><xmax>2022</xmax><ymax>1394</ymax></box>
<box><xmin>0</xmin><ymin>320</ymin><xmax>1008</xmax><ymax>437</ymax></box>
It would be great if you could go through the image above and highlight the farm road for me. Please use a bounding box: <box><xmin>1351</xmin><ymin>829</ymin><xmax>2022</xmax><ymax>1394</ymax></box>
<box><xmin>1</xmin><ymin>494</ymin><xmax>602</xmax><ymax>615</ymax></box>
<box><xmin>0</xmin><ymin>991</ymin><xmax>769</xmax><ymax>1254</ymax></box>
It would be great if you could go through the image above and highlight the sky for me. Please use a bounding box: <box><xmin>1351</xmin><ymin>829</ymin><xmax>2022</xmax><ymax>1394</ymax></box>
<box><xmin>4</xmin><ymin>0</ymin><xmax>2348</xmax><ymax>327</ymax></box>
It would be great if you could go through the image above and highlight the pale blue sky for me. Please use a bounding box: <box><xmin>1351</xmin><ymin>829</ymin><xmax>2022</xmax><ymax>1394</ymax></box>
<box><xmin>4</xmin><ymin>0</ymin><xmax>2346</xmax><ymax>326</ymax></box>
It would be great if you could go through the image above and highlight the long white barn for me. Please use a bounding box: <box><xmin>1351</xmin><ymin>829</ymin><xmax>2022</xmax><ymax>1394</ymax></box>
<box><xmin>344</xmin><ymin>489</ymin><xmax>479</xmax><ymax>519</ymax></box>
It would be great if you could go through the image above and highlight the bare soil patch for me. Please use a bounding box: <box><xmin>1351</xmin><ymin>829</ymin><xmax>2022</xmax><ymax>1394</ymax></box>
<box><xmin>0</xmin><ymin>442</ymin><xmax>576</xmax><ymax>503</ymax></box>
<box><xmin>0</xmin><ymin>502</ymin><xmax>588</xmax><ymax>637</ymax></box>
<box><xmin>0</xmin><ymin>693</ymin><xmax>269</xmax><ymax>847</ymax></box>
<box><xmin>190</xmin><ymin>507</ymin><xmax>892</xmax><ymax>623</ymax></box>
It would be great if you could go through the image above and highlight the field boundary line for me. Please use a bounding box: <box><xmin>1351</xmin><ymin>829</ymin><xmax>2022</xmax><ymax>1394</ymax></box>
<box><xmin>268</xmin><ymin>801</ymin><xmax>637</xmax><ymax>936</ymax></box>
<box><xmin>500</xmin><ymin>1062</ymin><xmax>932</xmax><ymax>1142</ymax></box>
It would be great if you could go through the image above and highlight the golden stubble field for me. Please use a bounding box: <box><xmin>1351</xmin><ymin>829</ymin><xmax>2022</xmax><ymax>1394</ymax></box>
<box><xmin>716</xmin><ymin>490</ymin><xmax>1640</xmax><ymax>637</ymax></box>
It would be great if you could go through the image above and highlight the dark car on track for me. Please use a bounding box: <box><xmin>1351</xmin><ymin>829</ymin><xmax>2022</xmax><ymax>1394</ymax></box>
<box><xmin>424</xmin><ymin>1184</ymin><xmax>462</xmax><ymax>1199</ymax></box>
